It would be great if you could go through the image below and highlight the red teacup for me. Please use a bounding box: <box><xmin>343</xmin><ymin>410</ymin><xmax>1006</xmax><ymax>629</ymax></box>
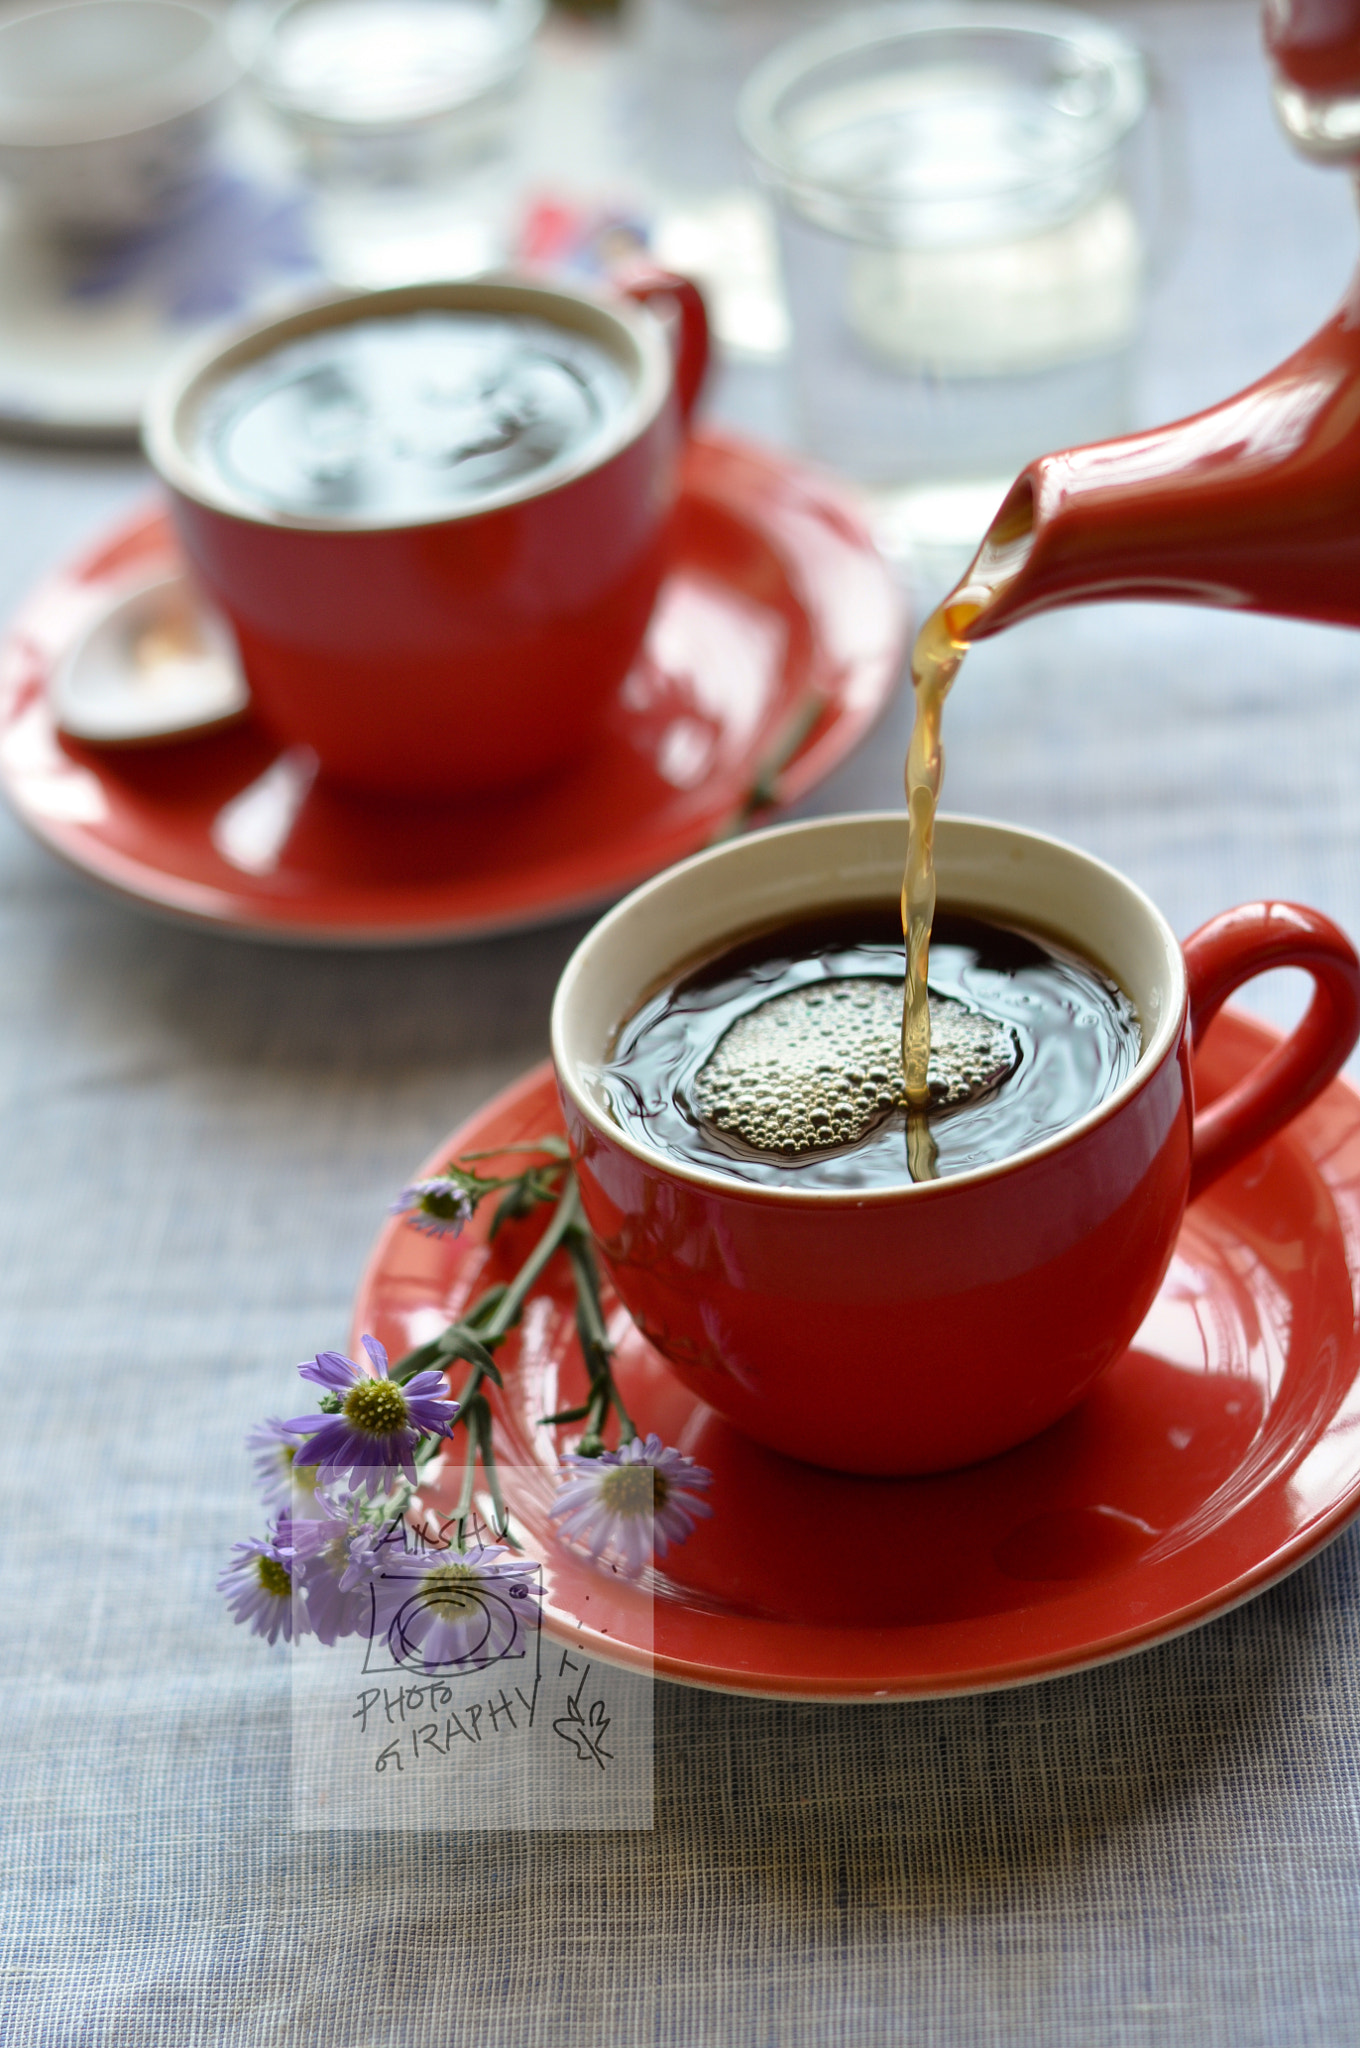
<box><xmin>142</xmin><ymin>272</ymin><xmax>708</xmax><ymax>798</ymax></box>
<box><xmin>551</xmin><ymin>814</ymin><xmax>1360</xmax><ymax>1476</ymax></box>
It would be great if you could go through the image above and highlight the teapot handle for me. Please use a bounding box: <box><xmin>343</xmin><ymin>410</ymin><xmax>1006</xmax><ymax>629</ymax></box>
<box><xmin>1182</xmin><ymin>901</ymin><xmax>1360</xmax><ymax>1201</ymax></box>
<box><xmin>618</xmin><ymin>268</ymin><xmax>710</xmax><ymax>425</ymax></box>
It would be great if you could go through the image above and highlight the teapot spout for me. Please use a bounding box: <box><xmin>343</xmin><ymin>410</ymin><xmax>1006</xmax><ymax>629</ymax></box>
<box><xmin>962</xmin><ymin>270</ymin><xmax>1360</xmax><ymax>641</ymax></box>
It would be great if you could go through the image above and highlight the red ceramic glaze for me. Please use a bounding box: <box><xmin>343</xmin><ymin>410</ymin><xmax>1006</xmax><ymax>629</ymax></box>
<box><xmin>142</xmin><ymin>275</ymin><xmax>709</xmax><ymax>799</ymax></box>
<box><xmin>353</xmin><ymin>1032</ymin><xmax>1360</xmax><ymax>1698</ymax></box>
<box><xmin>963</xmin><ymin>267</ymin><xmax>1360</xmax><ymax>638</ymax></box>
<box><xmin>567</xmin><ymin>1049</ymin><xmax>1192</xmax><ymax>1476</ymax></box>
<box><xmin>1185</xmin><ymin>900</ymin><xmax>1360</xmax><ymax>1195</ymax></box>
<box><xmin>618</xmin><ymin>267</ymin><xmax>710</xmax><ymax>420</ymax></box>
<box><xmin>551</xmin><ymin>817</ymin><xmax>1360</xmax><ymax>1476</ymax></box>
<box><xmin>0</xmin><ymin>437</ymin><xmax>904</xmax><ymax>942</ymax></box>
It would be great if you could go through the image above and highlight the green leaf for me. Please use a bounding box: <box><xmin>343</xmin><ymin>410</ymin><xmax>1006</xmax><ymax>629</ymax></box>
<box><xmin>389</xmin><ymin>1337</ymin><xmax>444</xmax><ymax>1384</ymax></box>
<box><xmin>459</xmin><ymin>1137</ymin><xmax>570</xmax><ymax>1163</ymax></box>
<box><xmin>540</xmin><ymin>1401</ymin><xmax>593</xmax><ymax>1426</ymax></box>
<box><xmin>436</xmin><ymin>1329</ymin><xmax>504</xmax><ymax>1388</ymax></box>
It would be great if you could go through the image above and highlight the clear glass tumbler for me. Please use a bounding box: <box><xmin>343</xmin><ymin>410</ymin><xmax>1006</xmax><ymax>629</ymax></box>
<box><xmin>739</xmin><ymin>2</ymin><xmax>1152</xmax><ymax>564</ymax></box>
<box><xmin>250</xmin><ymin>0</ymin><xmax>543</xmax><ymax>284</ymax></box>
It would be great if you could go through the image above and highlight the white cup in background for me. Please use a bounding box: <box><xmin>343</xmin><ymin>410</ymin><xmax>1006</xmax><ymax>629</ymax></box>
<box><xmin>0</xmin><ymin>0</ymin><xmax>240</xmax><ymax>236</ymax></box>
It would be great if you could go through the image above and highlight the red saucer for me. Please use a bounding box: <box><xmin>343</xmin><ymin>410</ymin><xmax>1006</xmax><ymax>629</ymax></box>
<box><xmin>354</xmin><ymin>1020</ymin><xmax>1360</xmax><ymax>1699</ymax></box>
<box><xmin>0</xmin><ymin>434</ymin><xmax>905</xmax><ymax>944</ymax></box>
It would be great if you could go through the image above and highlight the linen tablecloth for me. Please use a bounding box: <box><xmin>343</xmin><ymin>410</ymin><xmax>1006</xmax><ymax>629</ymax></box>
<box><xmin>6</xmin><ymin>4</ymin><xmax>1360</xmax><ymax>2041</ymax></box>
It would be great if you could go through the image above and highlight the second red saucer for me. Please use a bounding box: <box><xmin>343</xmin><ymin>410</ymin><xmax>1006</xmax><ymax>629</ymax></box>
<box><xmin>0</xmin><ymin>433</ymin><xmax>907</xmax><ymax>945</ymax></box>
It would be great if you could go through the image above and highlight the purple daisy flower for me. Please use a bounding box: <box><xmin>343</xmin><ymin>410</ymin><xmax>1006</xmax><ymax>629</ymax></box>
<box><xmin>376</xmin><ymin>1543</ymin><xmax>541</xmax><ymax>1673</ymax></box>
<box><xmin>290</xmin><ymin>1498</ymin><xmax>403</xmax><ymax>1646</ymax></box>
<box><xmin>287</xmin><ymin>1335</ymin><xmax>458</xmax><ymax>1499</ymax></box>
<box><xmin>218</xmin><ymin>1512</ymin><xmax>305</xmax><ymax>1645</ymax></box>
<box><xmin>550</xmin><ymin>1434</ymin><xmax>713</xmax><ymax>1576</ymax></box>
<box><xmin>245</xmin><ymin>1416</ymin><xmax>322</xmax><ymax>1510</ymax></box>
<box><xmin>391</xmin><ymin>1177</ymin><xmax>475</xmax><ymax>1239</ymax></box>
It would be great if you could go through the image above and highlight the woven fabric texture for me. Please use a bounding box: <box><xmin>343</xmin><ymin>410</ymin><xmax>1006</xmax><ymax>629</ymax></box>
<box><xmin>6</xmin><ymin>5</ymin><xmax>1360</xmax><ymax>2043</ymax></box>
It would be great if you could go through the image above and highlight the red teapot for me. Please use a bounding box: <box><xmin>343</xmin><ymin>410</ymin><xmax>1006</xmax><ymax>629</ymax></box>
<box><xmin>957</xmin><ymin>0</ymin><xmax>1360</xmax><ymax>640</ymax></box>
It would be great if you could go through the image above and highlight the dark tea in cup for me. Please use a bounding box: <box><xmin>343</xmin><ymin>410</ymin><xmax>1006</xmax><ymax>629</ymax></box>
<box><xmin>192</xmin><ymin>309</ymin><xmax>634</xmax><ymax>525</ymax></box>
<box><xmin>597</xmin><ymin>902</ymin><xmax>1141</xmax><ymax>1189</ymax></box>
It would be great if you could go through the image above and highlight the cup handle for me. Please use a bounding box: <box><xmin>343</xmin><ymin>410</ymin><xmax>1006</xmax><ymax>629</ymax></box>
<box><xmin>617</xmin><ymin>268</ymin><xmax>710</xmax><ymax>425</ymax></box>
<box><xmin>1182</xmin><ymin>901</ymin><xmax>1360</xmax><ymax>1201</ymax></box>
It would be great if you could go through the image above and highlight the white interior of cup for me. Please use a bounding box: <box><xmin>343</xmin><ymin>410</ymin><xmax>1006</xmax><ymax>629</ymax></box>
<box><xmin>142</xmin><ymin>277</ymin><xmax>673</xmax><ymax>532</ymax></box>
<box><xmin>552</xmin><ymin>812</ymin><xmax>1184</xmax><ymax>1198</ymax></box>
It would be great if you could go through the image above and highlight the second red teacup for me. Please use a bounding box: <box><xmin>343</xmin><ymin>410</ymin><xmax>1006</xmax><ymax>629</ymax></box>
<box><xmin>142</xmin><ymin>272</ymin><xmax>708</xmax><ymax>798</ymax></box>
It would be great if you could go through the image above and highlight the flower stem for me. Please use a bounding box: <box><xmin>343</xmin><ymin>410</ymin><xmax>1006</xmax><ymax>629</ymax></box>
<box><xmin>481</xmin><ymin>1173</ymin><xmax>582</xmax><ymax>1342</ymax></box>
<box><xmin>387</xmin><ymin>1154</ymin><xmax>634</xmax><ymax>1547</ymax></box>
<box><xmin>565</xmin><ymin>1227</ymin><xmax>634</xmax><ymax>1446</ymax></box>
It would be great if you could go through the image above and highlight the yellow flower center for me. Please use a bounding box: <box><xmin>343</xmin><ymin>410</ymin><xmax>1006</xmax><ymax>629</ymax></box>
<box><xmin>598</xmin><ymin>1464</ymin><xmax>667</xmax><ymax>1518</ymax></box>
<box><xmin>417</xmin><ymin>1561</ymin><xmax>483</xmax><ymax>1620</ymax></box>
<box><xmin>257</xmin><ymin>1555</ymin><xmax>291</xmax><ymax>1599</ymax></box>
<box><xmin>342</xmin><ymin>1379</ymin><xmax>408</xmax><ymax>1436</ymax></box>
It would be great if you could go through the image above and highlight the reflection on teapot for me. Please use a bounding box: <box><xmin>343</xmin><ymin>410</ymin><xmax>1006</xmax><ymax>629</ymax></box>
<box><xmin>954</xmin><ymin>0</ymin><xmax>1360</xmax><ymax>643</ymax></box>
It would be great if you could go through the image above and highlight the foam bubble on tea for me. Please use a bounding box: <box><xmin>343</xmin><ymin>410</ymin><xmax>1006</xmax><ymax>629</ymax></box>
<box><xmin>195</xmin><ymin>310</ymin><xmax>632</xmax><ymax>522</ymax></box>
<box><xmin>693</xmin><ymin>977</ymin><xmax>1017</xmax><ymax>1153</ymax></box>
